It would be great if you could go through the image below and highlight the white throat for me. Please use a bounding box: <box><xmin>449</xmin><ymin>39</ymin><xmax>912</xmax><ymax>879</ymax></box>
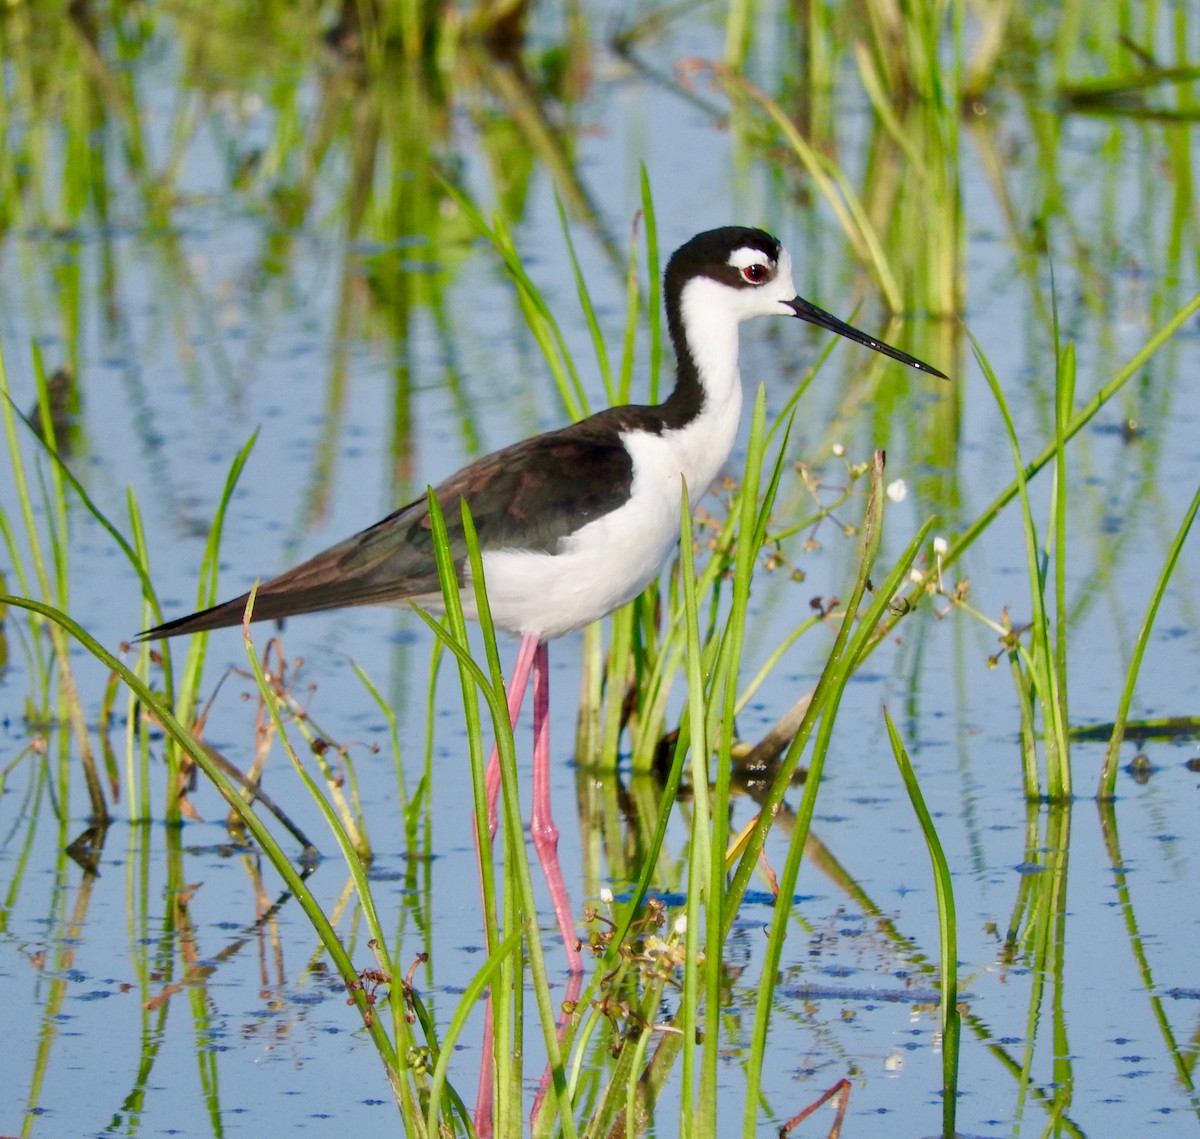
<box><xmin>679</xmin><ymin>277</ymin><xmax>745</xmax><ymax>421</ymax></box>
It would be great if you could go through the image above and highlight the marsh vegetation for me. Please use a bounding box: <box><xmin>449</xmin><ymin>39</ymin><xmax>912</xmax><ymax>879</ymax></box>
<box><xmin>2</xmin><ymin>1</ymin><xmax>1198</xmax><ymax>1135</ymax></box>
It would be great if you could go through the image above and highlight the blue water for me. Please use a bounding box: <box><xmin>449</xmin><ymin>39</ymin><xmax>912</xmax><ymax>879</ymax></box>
<box><xmin>2</xmin><ymin>7</ymin><xmax>1199</xmax><ymax>1136</ymax></box>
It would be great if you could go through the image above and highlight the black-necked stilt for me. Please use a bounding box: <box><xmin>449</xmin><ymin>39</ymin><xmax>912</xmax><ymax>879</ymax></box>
<box><xmin>141</xmin><ymin>226</ymin><xmax>945</xmax><ymax>970</ymax></box>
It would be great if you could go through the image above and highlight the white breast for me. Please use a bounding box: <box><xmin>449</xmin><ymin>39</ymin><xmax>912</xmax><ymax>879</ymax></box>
<box><xmin>474</xmin><ymin>398</ymin><xmax>743</xmax><ymax>639</ymax></box>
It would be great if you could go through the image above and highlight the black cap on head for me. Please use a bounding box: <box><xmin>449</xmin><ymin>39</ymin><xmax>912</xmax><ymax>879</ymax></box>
<box><xmin>666</xmin><ymin>226</ymin><xmax>782</xmax><ymax>292</ymax></box>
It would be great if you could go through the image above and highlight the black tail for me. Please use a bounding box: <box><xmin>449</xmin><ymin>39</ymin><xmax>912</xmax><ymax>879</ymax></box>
<box><xmin>138</xmin><ymin>491</ymin><xmax>449</xmax><ymax>641</ymax></box>
<box><xmin>138</xmin><ymin>590</ymin><xmax>267</xmax><ymax>640</ymax></box>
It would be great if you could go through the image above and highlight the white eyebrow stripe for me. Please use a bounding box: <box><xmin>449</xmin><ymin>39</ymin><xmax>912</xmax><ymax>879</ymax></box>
<box><xmin>727</xmin><ymin>246</ymin><xmax>775</xmax><ymax>271</ymax></box>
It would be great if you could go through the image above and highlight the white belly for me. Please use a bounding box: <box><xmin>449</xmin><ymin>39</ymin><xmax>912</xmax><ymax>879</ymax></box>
<box><xmin>473</xmin><ymin>429</ymin><xmax>721</xmax><ymax>637</ymax></box>
<box><xmin>476</xmin><ymin>487</ymin><xmax>679</xmax><ymax>639</ymax></box>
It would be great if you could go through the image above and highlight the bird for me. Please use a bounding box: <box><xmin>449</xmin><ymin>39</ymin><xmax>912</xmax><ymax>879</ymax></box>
<box><xmin>140</xmin><ymin>226</ymin><xmax>946</xmax><ymax>971</ymax></box>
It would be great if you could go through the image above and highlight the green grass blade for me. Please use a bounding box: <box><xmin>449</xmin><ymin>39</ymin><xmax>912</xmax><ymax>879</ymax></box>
<box><xmin>555</xmin><ymin>194</ymin><xmax>613</xmax><ymax>402</ymax></box>
<box><xmin>1099</xmin><ymin>479</ymin><xmax>1200</xmax><ymax>798</ymax></box>
<box><xmin>973</xmin><ymin>333</ymin><xmax>1062</xmax><ymax>800</ymax></box>
<box><xmin>677</xmin><ymin>478</ymin><xmax>710</xmax><ymax>1136</ymax></box>
<box><xmin>1051</xmin><ymin>339</ymin><xmax>1076</xmax><ymax>787</ymax></box>
<box><xmin>426</xmin><ymin>926</ymin><xmax>522</xmax><ymax>1138</ymax></box>
<box><xmin>639</xmin><ymin>169</ymin><xmax>662</xmax><ymax>402</ymax></box>
<box><xmin>441</xmin><ymin>182</ymin><xmax>590</xmax><ymax>420</ymax></box>
<box><xmin>884</xmin><ymin>707</ymin><xmax>960</xmax><ymax>1137</ymax></box>
<box><xmin>617</xmin><ymin>217</ymin><xmax>642</xmax><ymax>407</ymax></box>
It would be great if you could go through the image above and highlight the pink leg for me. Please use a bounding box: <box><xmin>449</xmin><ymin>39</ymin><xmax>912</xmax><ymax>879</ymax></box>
<box><xmin>530</xmin><ymin>641</ymin><xmax>583</xmax><ymax>973</ymax></box>
<box><xmin>483</xmin><ymin>633</ymin><xmax>539</xmax><ymax>837</ymax></box>
<box><xmin>475</xmin><ymin>636</ymin><xmax>581</xmax><ymax>1134</ymax></box>
<box><xmin>474</xmin><ymin>998</ymin><xmax>495</xmax><ymax>1138</ymax></box>
<box><xmin>474</xmin><ymin>632</ymin><xmax>539</xmax><ymax>1139</ymax></box>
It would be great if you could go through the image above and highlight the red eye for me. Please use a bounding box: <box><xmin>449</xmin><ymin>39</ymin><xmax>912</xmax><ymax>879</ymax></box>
<box><xmin>741</xmin><ymin>263</ymin><xmax>770</xmax><ymax>283</ymax></box>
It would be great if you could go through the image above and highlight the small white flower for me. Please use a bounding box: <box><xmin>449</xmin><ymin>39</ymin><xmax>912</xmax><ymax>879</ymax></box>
<box><xmin>933</xmin><ymin>536</ymin><xmax>948</xmax><ymax>555</ymax></box>
<box><xmin>672</xmin><ymin>913</ymin><xmax>688</xmax><ymax>937</ymax></box>
<box><xmin>832</xmin><ymin>442</ymin><xmax>846</xmax><ymax>456</ymax></box>
<box><xmin>884</xmin><ymin>1052</ymin><xmax>904</xmax><ymax>1073</ymax></box>
<box><xmin>643</xmin><ymin>935</ymin><xmax>667</xmax><ymax>958</ymax></box>
<box><xmin>599</xmin><ymin>887</ymin><xmax>614</xmax><ymax>905</ymax></box>
<box><xmin>886</xmin><ymin>479</ymin><xmax>907</xmax><ymax>503</ymax></box>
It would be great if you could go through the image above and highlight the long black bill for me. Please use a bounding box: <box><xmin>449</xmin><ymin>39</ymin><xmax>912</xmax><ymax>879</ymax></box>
<box><xmin>787</xmin><ymin>296</ymin><xmax>947</xmax><ymax>379</ymax></box>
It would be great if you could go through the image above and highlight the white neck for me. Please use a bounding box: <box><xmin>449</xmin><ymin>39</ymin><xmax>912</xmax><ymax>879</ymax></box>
<box><xmin>670</xmin><ymin>277</ymin><xmax>749</xmax><ymax>490</ymax></box>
